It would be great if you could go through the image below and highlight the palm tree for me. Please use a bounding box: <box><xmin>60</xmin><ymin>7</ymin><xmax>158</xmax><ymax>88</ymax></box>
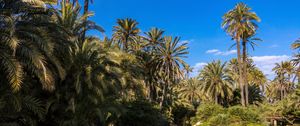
<box><xmin>241</xmin><ymin>34</ymin><xmax>261</xmax><ymax>105</ymax></box>
<box><xmin>199</xmin><ymin>60</ymin><xmax>233</xmax><ymax>104</ymax></box>
<box><xmin>0</xmin><ymin>0</ymin><xmax>64</xmax><ymax>91</ymax></box>
<box><xmin>227</xmin><ymin>58</ymin><xmax>239</xmax><ymax>89</ymax></box>
<box><xmin>0</xmin><ymin>0</ymin><xmax>62</xmax><ymax>125</ymax></box>
<box><xmin>152</xmin><ymin>36</ymin><xmax>188</xmax><ymax>108</ymax></box>
<box><xmin>177</xmin><ymin>78</ymin><xmax>203</xmax><ymax>107</ymax></box>
<box><xmin>81</xmin><ymin>0</ymin><xmax>94</xmax><ymax>40</ymax></box>
<box><xmin>141</xmin><ymin>28</ymin><xmax>165</xmax><ymax>102</ymax></box>
<box><xmin>144</xmin><ymin>28</ymin><xmax>165</xmax><ymax>49</ymax></box>
<box><xmin>248</xmin><ymin>67</ymin><xmax>267</xmax><ymax>93</ymax></box>
<box><xmin>291</xmin><ymin>39</ymin><xmax>300</xmax><ymax>85</ymax></box>
<box><xmin>291</xmin><ymin>38</ymin><xmax>300</xmax><ymax>50</ymax></box>
<box><xmin>19</xmin><ymin>0</ymin><xmax>57</xmax><ymax>6</ymax></box>
<box><xmin>291</xmin><ymin>54</ymin><xmax>300</xmax><ymax>85</ymax></box>
<box><xmin>272</xmin><ymin>61</ymin><xmax>294</xmax><ymax>100</ymax></box>
<box><xmin>52</xmin><ymin>1</ymin><xmax>104</xmax><ymax>38</ymax></box>
<box><xmin>113</xmin><ymin>18</ymin><xmax>140</xmax><ymax>52</ymax></box>
<box><xmin>266</xmin><ymin>78</ymin><xmax>294</xmax><ymax>102</ymax></box>
<box><xmin>0</xmin><ymin>92</ymin><xmax>46</xmax><ymax>125</ymax></box>
<box><xmin>222</xmin><ymin>2</ymin><xmax>260</xmax><ymax>106</ymax></box>
<box><xmin>41</xmin><ymin>2</ymin><xmax>124</xmax><ymax>125</ymax></box>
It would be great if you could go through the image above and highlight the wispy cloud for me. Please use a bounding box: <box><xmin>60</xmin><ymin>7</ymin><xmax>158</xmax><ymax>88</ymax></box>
<box><xmin>206</xmin><ymin>49</ymin><xmax>219</xmax><ymax>53</ymax></box>
<box><xmin>269</xmin><ymin>44</ymin><xmax>279</xmax><ymax>48</ymax></box>
<box><xmin>179</xmin><ymin>39</ymin><xmax>194</xmax><ymax>45</ymax></box>
<box><xmin>206</xmin><ymin>49</ymin><xmax>237</xmax><ymax>56</ymax></box>
<box><xmin>190</xmin><ymin>62</ymin><xmax>207</xmax><ymax>77</ymax></box>
<box><xmin>251</xmin><ymin>55</ymin><xmax>290</xmax><ymax>78</ymax></box>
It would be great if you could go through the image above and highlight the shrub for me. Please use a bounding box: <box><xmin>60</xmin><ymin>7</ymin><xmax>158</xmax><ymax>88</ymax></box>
<box><xmin>116</xmin><ymin>100</ymin><xmax>168</xmax><ymax>126</ymax></box>
<box><xmin>171</xmin><ymin>105</ymin><xmax>195</xmax><ymax>126</ymax></box>
<box><xmin>191</xmin><ymin>103</ymin><xmax>225</xmax><ymax>123</ymax></box>
<box><xmin>191</xmin><ymin>103</ymin><xmax>266</xmax><ymax>126</ymax></box>
<box><xmin>227</xmin><ymin>106</ymin><xmax>261</xmax><ymax>123</ymax></box>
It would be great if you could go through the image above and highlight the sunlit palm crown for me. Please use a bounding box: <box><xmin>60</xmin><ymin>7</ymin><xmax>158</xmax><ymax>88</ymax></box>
<box><xmin>144</xmin><ymin>28</ymin><xmax>165</xmax><ymax>45</ymax></box>
<box><xmin>199</xmin><ymin>60</ymin><xmax>233</xmax><ymax>100</ymax></box>
<box><xmin>153</xmin><ymin>36</ymin><xmax>189</xmax><ymax>81</ymax></box>
<box><xmin>222</xmin><ymin>3</ymin><xmax>260</xmax><ymax>39</ymax></box>
<box><xmin>273</xmin><ymin>61</ymin><xmax>293</xmax><ymax>76</ymax></box>
<box><xmin>113</xmin><ymin>18</ymin><xmax>140</xmax><ymax>51</ymax></box>
<box><xmin>177</xmin><ymin>78</ymin><xmax>204</xmax><ymax>101</ymax></box>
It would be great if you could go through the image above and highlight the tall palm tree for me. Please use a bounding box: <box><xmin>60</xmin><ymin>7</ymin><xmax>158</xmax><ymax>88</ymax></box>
<box><xmin>222</xmin><ymin>2</ymin><xmax>260</xmax><ymax>106</ymax></box>
<box><xmin>142</xmin><ymin>28</ymin><xmax>165</xmax><ymax>102</ymax></box>
<box><xmin>81</xmin><ymin>0</ymin><xmax>94</xmax><ymax>40</ymax></box>
<box><xmin>152</xmin><ymin>36</ymin><xmax>188</xmax><ymax>108</ymax></box>
<box><xmin>241</xmin><ymin>34</ymin><xmax>261</xmax><ymax>106</ymax></box>
<box><xmin>52</xmin><ymin>1</ymin><xmax>104</xmax><ymax>38</ymax></box>
<box><xmin>199</xmin><ymin>60</ymin><xmax>233</xmax><ymax>104</ymax></box>
<box><xmin>50</xmin><ymin>0</ymin><xmax>104</xmax><ymax>82</ymax></box>
<box><xmin>113</xmin><ymin>18</ymin><xmax>140</xmax><ymax>52</ymax></box>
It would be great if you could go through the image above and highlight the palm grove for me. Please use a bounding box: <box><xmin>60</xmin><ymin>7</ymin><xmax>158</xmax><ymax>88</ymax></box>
<box><xmin>0</xmin><ymin>0</ymin><xmax>299</xmax><ymax>126</ymax></box>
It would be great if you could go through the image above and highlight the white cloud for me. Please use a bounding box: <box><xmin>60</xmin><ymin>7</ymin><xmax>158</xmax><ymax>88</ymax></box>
<box><xmin>206</xmin><ymin>49</ymin><xmax>237</xmax><ymax>56</ymax></box>
<box><xmin>251</xmin><ymin>55</ymin><xmax>290</xmax><ymax>78</ymax></box>
<box><xmin>190</xmin><ymin>62</ymin><xmax>207</xmax><ymax>77</ymax></box>
<box><xmin>190</xmin><ymin>55</ymin><xmax>290</xmax><ymax>79</ymax></box>
<box><xmin>206</xmin><ymin>49</ymin><xmax>219</xmax><ymax>53</ymax></box>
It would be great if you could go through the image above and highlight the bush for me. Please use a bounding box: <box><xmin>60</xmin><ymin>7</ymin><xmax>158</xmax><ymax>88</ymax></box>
<box><xmin>171</xmin><ymin>105</ymin><xmax>195</xmax><ymax>126</ymax></box>
<box><xmin>191</xmin><ymin>103</ymin><xmax>225</xmax><ymax>123</ymax></box>
<box><xmin>207</xmin><ymin>114</ymin><xmax>234</xmax><ymax>126</ymax></box>
<box><xmin>227</xmin><ymin>106</ymin><xmax>261</xmax><ymax>123</ymax></box>
<box><xmin>191</xmin><ymin>103</ymin><xmax>266</xmax><ymax>126</ymax></box>
<box><xmin>116</xmin><ymin>100</ymin><xmax>168</xmax><ymax>126</ymax></box>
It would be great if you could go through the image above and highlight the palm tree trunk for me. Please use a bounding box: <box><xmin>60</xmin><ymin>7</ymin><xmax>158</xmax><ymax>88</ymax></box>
<box><xmin>297</xmin><ymin>74</ymin><xmax>300</xmax><ymax>85</ymax></box>
<box><xmin>292</xmin><ymin>66</ymin><xmax>299</xmax><ymax>84</ymax></box>
<box><xmin>215</xmin><ymin>95</ymin><xmax>218</xmax><ymax>104</ymax></box>
<box><xmin>280</xmin><ymin>87</ymin><xmax>284</xmax><ymax>100</ymax></box>
<box><xmin>261</xmin><ymin>84</ymin><xmax>265</xmax><ymax>95</ymax></box>
<box><xmin>84</xmin><ymin>0</ymin><xmax>89</xmax><ymax>19</ymax></box>
<box><xmin>242</xmin><ymin>40</ymin><xmax>249</xmax><ymax>106</ymax></box>
<box><xmin>159</xmin><ymin>84</ymin><xmax>166</xmax><ymax>109</ymax></box>
<box><xmin>236</xmin><ymin>38</ymin><xmax>245</xmax><ymax>106</ymax></box>
<box><xmin>124</xmin><ymin>37</ymin><xmax>129</xmax><ymax>52</ymax></box>
<box><xmin>149</xmin><ymin>81</ymin><xmax>156</xmax><ymax>102</ymax></box>
<box><xmin>82</xmin><ymin>0</ymin><xmax>89</xmax><ymax>41</ymax></box>
<box><xmin>283</xmin><ymin>88</ymin><xmax>286</xmax><ymax>98</ymax></box>
<box><xmin>148</xmin><ymin>81</ymin><xmax>152</xmax><ymax>102</ymax></box>
<box><xmin>298</xmin><ymin>70</ymin><xmax>300</xmax><ymax>85</ymax></box>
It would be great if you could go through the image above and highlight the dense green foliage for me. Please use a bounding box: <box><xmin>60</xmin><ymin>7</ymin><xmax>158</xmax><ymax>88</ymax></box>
<box><xmin>116</xmin><ymin>100</ymin><xmax>168</xmax><ymax>126</ymax></box>
<box><xmin>0</xmin><ymin>0</ymin><xmax>299</xmax><ymax>126</ymax></box>
<box><xmin>191</xmin><ymin>103</ymin><xmax>265</xmax><ymax>126</ymax></box>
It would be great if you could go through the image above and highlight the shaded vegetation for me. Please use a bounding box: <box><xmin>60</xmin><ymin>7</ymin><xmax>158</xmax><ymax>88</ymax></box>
<box><xmin>0</xmin><ymin>0</ymin><xmax>299</xmax><ymax>126</ymax></box>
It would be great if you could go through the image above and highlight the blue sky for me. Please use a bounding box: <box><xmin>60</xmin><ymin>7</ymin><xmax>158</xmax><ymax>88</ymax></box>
<box><xmin>87</xmin><ymin>0</ymin><xmax>300</xmax><ymax>78</ymax></box>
